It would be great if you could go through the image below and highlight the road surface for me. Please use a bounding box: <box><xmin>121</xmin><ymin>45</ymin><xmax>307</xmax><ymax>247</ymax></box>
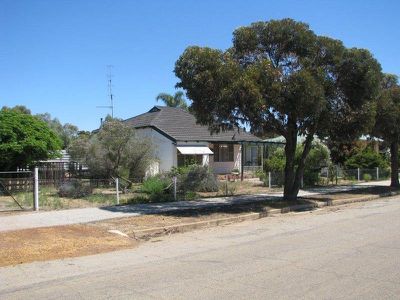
<box><xmin>1</xmin><ymin>195</ymin><xmax>400</xmax><ymax>299</ymax></box>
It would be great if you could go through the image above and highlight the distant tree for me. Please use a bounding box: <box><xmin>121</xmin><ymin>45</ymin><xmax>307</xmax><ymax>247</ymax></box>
<box><xmin>156</xmin><ymin>91</ymin><xmax>188</xmax><ymax>110</ymax></box>
<box><xmin>0</xmin><ymin>110</ymin><xmax>62</xmax><ymax>170</ymax></box>
<box><xmin>36</xmin><ymin>113</ymin><xmax>78</xmax><ymax>148</ymax></box>
<box><xmin>1</xmin><ymin>105</ymin><xmax>31</xmax><ymax>115</ymax></box>
<box><xmin>68</xmin><ymin>119</ymin><xmax>154</xmax><ymax>179</ymax></box>
<box><xmin>175</xmin><ymin>18</ymin><xmax>382</xmax><ymax>201</ymax></box>
<box><xmin>373</xmin><ymin>74</ymin><xmax>400</xmax><ymax>187</ymax></box>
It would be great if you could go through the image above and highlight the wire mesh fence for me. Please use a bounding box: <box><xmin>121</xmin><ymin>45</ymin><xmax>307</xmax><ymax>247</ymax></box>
<box><xmin>0</xmin><ymin>171</ymin><xmax>33</xmax><ymax>211</ymax></box>
<box><xmin>1</xmin><ymin>165</ymin><xmax>395</xmax><ymax>212</ymax></box>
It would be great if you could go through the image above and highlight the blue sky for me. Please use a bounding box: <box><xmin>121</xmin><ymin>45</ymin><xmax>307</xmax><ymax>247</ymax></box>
<box><xmin>1</xmin><ymin>0</ymin><xmax>399</xmax><ymax>131</ymax></box>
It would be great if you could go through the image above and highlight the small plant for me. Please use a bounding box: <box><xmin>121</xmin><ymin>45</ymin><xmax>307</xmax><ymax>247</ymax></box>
<box><xmin>58</xmin><ymin>180</ymin><xmax>92</xmax><ymax>198</ymax></box>
<box><xmin>363</xmin><ymin>173</ymin><xmax>372</xmax><ymax>181</ymax></box>
<box><xmin>141</xmin><ymin>176</ymin><xmax>170</xmax><ymax>195</ymax></box>
<box><xmin>227</xmin><ymin>182</ymin><xmax>237</xmax><ymax>196</ymax></box>
<box><xmin>141</xmin><ymin>176</ymin><xmax>173</xmax><ymax>202</ymax></box>
<box><xmin>184</xmin><ymin>191</ymin><xmax>197</xmax><ymax>200</ymax></box>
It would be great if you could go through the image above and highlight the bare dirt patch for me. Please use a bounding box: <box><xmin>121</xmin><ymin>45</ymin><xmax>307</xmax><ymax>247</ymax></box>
<box><xmin>0</xmin><ymin>225</ymin><xmax>137</xmax><ymax>267</ymax></box>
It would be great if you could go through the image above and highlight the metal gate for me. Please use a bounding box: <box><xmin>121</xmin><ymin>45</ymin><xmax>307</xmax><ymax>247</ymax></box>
<box><xmin>0</xmin><ymin>171</ymin><xmax>33</xmax><ymax>211</ymax></box>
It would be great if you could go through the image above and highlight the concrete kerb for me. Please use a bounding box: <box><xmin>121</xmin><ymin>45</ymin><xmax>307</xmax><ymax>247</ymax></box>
<box><xmin>129</xmin><ymin>190</ymin><xmax>400</xmax><ymax>240</ymax></box>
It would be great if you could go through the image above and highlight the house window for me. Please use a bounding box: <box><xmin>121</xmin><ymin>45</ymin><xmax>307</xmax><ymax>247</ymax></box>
<box><xmin>177</xmin><ymin>154</ymin><xmax>203</xmax><ymax>167</ymax></box>
<box><xmin>245</xmin><ymin>145</ymin><xmax>260</xmax><ymax>166</ymax></box>
<box><xmin>213</xmin><ymin>144</ymin><xmax>234</xmax><ymax>162</ymax></box>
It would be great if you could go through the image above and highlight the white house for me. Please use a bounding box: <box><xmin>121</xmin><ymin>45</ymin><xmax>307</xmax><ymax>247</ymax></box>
<box><xmin>124</xmin><ymin>106</ymin><xmax>264</xmax><ymax>176</ymax></box>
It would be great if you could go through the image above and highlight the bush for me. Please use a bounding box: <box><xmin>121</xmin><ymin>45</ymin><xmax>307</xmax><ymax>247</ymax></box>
<box><xmin>264</xmin><ymin>141</ymin><xmax>330</xmax><ymax>187</ymax></box>
<box><xmin>345</xmin><ymin>147</ymin><xmax>388</xmax><ymax>169</ymax></box>
<box><xmin>363</xmin><ymin>173</ymin><xmax>372</xmax><ymax>181</ymax></box>
<box><xmin>181</xmin><ymin>165</ymin><xmax>219</xmax><ymax>192</ymax></box>
<box><xmin>141</xmin><ymin>176</ymin><xmax>170</xmax><ymax>195</ymax></box>
<box><xmin>141</xmin><ymin>176</ymin><xmax>173</xmax><ymax>202</ymax></box>
<box><xmin>58</xmin><ymin>180</ymin><xmax>92</xmax><ymax>198</ymax></box>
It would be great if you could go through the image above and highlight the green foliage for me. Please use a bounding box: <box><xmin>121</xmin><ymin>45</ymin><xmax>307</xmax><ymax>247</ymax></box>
<box><xmin>68</xmin><ymin>119</ymin><xmax>154</xmax><ymax>179</ymax></box>
<box><xmin>141</xmin><ymin>176</ymin><xmax>170</xmax><ymax>195</ymax></box>
<box><xmin>344</xmin><ymin>147</ymin><xmax>388</xmax><ymax>169</ymax></box>
<box><xmin>58</xmin><ymin>180</ymin><xmax>93</xmax><ymax>198</ymax></box>
<box><xmin>37</xmin><ymin>113</ymin><xmax>79</xmax><ymax>148</ymax></box>
<box><xmin>179</xmin><ymin>165</ymin><xmax>219</xmax><ymax>193</ymax></box>
<box><xmin>363</xmin><ymin>173</ymin><xmax>372</xmax><ymax>181</ymax></box>
<box><xmin>156</xmin><ymin>91</ymin><xmax>189</xmax><ymax>110</ymax></box>
<box><xmin>175</xmin><ymin>18</ymin><xmax>382</xmax><ymax>199</ymax></box>
<box><xmin>373</xmin><ymin>74</ymin><xmax>400</xmax><ymax>186</ymax></box>
<box><xmin>264</xmin><ymin>148</ymin><xmax>286</xmax><ymax>172</ymax></box>
<box><xmin>264</xmin><ymin>141</ymin><xmax>330</xmax><ymax>186</ymax></box>
<box><xmin>141</xmin><ymin>176</ymin><xmax>173</xmax><ymax>202</ymax></box>
<box><xmin>0</xmin><ymin>109</ymin><xmax>62</xmax><ymax>170</ymax></box>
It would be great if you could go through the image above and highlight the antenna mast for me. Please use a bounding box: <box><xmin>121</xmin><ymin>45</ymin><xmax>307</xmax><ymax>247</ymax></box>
<box><xmin>97</xmin><ymin>65</ymin><xmax>115</xmax><ymax>118</ymax></box>
<box><xmin>107</xmin><ymin>65</ymin><xmax>114</xmax><ymax>118</ymax></box>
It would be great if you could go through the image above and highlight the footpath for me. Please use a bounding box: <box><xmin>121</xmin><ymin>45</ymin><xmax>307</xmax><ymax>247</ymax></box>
<box><xmin>0</xmin><ymin>180</ymin><xmax>393</xmax><ymax>232</ymax></box>
<box><xmin>1</xmin><ymin>180</ymin><xmax>399</xmax><ymax>267</ymax></box>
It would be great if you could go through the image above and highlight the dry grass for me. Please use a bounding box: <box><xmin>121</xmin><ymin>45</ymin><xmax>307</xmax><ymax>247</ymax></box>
<box><xmin>0</xmin><ymin>225</ymin><xmax>137</xmax><ymax>267</ymax></box>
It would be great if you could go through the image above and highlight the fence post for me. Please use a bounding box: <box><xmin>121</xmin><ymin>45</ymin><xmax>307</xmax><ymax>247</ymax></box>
<box><xmin>115</xmin><ymin>178</ymin><xmax>120</xmax><ymax>205</ymax></box>
<box><xmin>336</xmin><ymin>165</ymin><xmax>338</xmax><ymax>185</ymax></box>
<box><xmin>173</xmin><ymin>176</ymin><xmax>177</xmax><ymax>201</ymax></box>
<box><xmin>376</xmin><ymin>167</ymin><xmax>379</xmax><ymax>181</ymax></box>
<box><xmin>301</xmin><ymin>175</ymin><xmax>304</xmax><ymax>189</ymax></box>
<box><xmin>225</xmin><ymin>175</ymin><xmax>228</xmax><ymax>196</ymax></box>
<box><xmin>357</xmin><ymin>168</ymin><xmax>360</xmax><ymax>182</ymax></box>
<box><xmin>268</xmin><ymin>172</ymin><xmax>271</xmax><ymax>189</ymax></box>
<box><xmin>33</xmin><ymin>167</ymin><xmax>39</xmax><ymax>211</ymax></box>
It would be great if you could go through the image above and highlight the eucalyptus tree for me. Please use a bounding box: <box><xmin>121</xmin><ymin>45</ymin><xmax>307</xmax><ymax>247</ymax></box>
<box><xmin>374</xmin><ymin>74</ymin><xmax>400</xmax><ymax>187</ymax></box>
<box><xmin>175</xmin><ymin>18</ymin><xmax>382</xmax><ymax>201</ymax></box>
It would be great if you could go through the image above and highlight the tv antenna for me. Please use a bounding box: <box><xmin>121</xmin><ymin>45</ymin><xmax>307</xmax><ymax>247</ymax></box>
<box><xmin>97</xmin><ymin>65</ymin><xmax>115</xmax><ymax>118</ymax></box>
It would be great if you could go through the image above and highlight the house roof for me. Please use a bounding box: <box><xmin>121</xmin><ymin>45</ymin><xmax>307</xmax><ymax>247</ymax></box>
<box><xmin>124</xmin><ymin>106</ymin><xmax>262</xmax><ymax>143</ymax></box>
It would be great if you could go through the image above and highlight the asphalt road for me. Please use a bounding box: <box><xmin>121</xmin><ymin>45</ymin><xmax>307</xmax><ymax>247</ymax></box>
<box><xmin>1</xmin><ymin>196</ymin><xmax>400</xmax><ymax>299</ymax></box>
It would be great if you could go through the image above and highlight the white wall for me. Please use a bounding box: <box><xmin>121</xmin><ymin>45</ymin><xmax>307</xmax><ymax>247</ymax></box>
<box><xmin>135</xmin><ymin>128</ymin><xmax>176</xmax><ymax>173</ymax></box>
<box><xmin>134</xmin><ymin>130</ymin><xmax>243</xmax><ymax>175</ymax></box>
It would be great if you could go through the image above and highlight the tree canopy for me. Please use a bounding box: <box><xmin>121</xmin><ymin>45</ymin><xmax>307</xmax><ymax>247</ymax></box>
<box><xmin>37</xmin><ymin>113</ymin><xmax>79</xmax><ymax>149</ymax></box>
<box><xmin>0</xmin><ymin>109</ymin><xmax>62</xmax><ymax>170</ymax></box>
<box><xmin>175</xmin><ymin>18</ymin><xmax>382</xmax><ymax>200</ymax></box>
<box><xmin>68</xmin><ymin>119</ymin><xmax>154</xmax><ymax>179</ymax></box>
<box><xmin>373</xmin><ymin>74</ymin><xmax>400</xmax><ymax>186</ymax></box>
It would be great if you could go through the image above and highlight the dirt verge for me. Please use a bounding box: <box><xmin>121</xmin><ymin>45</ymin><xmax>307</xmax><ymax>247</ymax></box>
<box><xmin>0</xmin><ymin>225</ymin><xmax>137</xmax><ymax>267</ymax></box>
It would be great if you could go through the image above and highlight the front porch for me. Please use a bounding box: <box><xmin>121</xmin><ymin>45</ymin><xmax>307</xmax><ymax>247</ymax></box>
<box><xmin>176</xmin><ymin>142</ymin><xmax>265</xmax><ymax>178</ymax></box>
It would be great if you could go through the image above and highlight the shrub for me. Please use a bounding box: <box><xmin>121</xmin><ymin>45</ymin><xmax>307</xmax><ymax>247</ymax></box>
<box><xmin>180</xmin><ymin>165</ymin><xmax>219</xmax><ymax>192</ymax></box>
<box><xmin>345</xmin><ymin>147</ymin><xmax>388</xmax><ymax>169</ymax></box>
<box><xmin>141</xmin><ymin>176</ymin><xmax>170</xmax><ymax>195</ymax></box>
<box><xmin>264</xmin><ymin>147</ymin><xmax>285</xmax><ymax>172</ymax></box>
<box><xmin>58</xmin><ymin>180</ymin><xmax>92</xmax><ymax>198</ymax></box>
<box><xmin>264</xmin><ymin>141</ymin><xmax>330</xmax><ymax>187</ymax></box>
<box><xmin>363</xmin><ymin>173</ymin><xmax>372</xmax><ymax>181</ymax></box>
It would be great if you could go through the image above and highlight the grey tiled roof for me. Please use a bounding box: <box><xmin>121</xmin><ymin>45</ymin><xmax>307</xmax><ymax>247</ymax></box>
<box><xmin>124</xmin><ymin>106</ymin><xmax>262</xmax><ymax>142</ymax></box>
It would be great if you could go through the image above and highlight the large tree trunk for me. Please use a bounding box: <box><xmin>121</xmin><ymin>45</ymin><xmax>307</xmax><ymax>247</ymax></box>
<box><xmin>291</xmin><ymin>133</ymin><xmax>314</xmax><ymax>197</ymax></box>
<box><xmin>283</xmin><ymin>128</ymin><xmax>297</xmax><ymax>202</ymax></box>
<box><xmin>283</xmin><ymin>126</ymin><xmax>315</xmax><ymax>202</ymax></box>
<box><xmin>390</xmin><ymin>142</ymin><xmax>399</xmax><ymax>188</ymax></box>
